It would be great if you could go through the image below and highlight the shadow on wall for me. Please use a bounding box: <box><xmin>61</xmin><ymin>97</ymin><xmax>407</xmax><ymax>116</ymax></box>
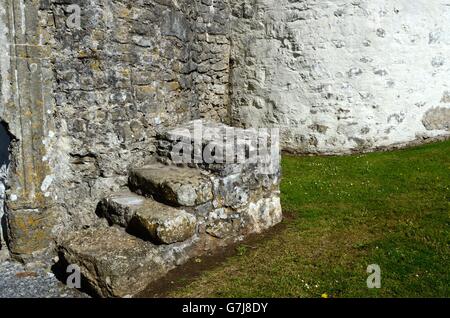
<box><xmin>0</xmin><ymin>122</ymin><xmax>11</xmax><ymax>249</ymax></box>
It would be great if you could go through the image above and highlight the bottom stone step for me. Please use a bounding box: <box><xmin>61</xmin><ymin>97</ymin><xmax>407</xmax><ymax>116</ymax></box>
<box><xmin>97</xmin><ymin>191</ymin><xmax>197</xmax><ymax>244</ymax></box>
<box><xmin>58</xmin><ymin>195</ymin><xmax>283</xmax><ymax>297</ymax></box>
<box><xmin>58</xmin><ymin>226</ymin><xmax>167</xmax><ymax>298</ymax></box>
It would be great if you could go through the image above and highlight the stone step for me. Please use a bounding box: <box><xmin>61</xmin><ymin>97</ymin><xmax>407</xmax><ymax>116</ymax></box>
<box><xmin>97</xmin><ymin>191</ymin><xmax>197</xmax><ymax>244</ymax></box>
<box><xmin>58</xmin><ymin>226</ymin><xmax>167</xmax><ymax>298</ymax></box>
<box><xmin>129</xmin><ymin>163</ymin><xmax>213</xmax><ymax>207</ymax></box>
<box><xmin>156</xmin><ymin>120</ymin><xmax>280</xmax><ymax>177</ymax></box>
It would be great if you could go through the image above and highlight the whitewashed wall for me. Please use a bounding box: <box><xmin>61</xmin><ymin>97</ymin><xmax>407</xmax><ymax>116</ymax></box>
<box><xmin>230</xmin><ymin>0</ymin><xmax>450</xmax><ymax>154</ymax></box>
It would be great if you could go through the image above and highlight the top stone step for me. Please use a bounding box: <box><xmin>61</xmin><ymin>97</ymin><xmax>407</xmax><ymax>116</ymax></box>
<box><xmin>156</xmin><ymin>120</ymin><xmax>280</xmax><ymax>177</ymax></box>
<box><xmin>129</xmin><ymin>163</ymin><xmax>213</xmax><ymax>207</ymax></box>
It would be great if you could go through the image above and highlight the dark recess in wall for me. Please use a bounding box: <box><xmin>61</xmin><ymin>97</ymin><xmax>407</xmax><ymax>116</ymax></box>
<box><xmin>0</xmin><ymin>121</ymin><xmax>11</xmax><ymax>168</ymax></box>
<box><xmin>0</xmin><ymin>121</ymin><xmax>11</xmax><ymax>250</ymax></box>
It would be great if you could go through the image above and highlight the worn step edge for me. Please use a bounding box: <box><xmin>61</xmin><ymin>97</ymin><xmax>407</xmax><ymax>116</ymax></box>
<box><xmin>129</xmin><ymin>163</ymin><xmax>213</xmax><ymax>207</ymax></box>
<box><xmin>97</xmin><ymin>191</ymin><xmax>197</xmax><ymax>244</ymax></box>
<box><xmin>57</xmin><ymin>226</ymin><xmax>168</xmax><ymax>298</ymax></box>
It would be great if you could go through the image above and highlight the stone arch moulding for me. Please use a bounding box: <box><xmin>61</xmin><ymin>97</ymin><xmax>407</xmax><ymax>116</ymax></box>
<box><xmin>0</xmin><ymin>0</ymin><xmax>55</xmax><ymax>260</ymax></box>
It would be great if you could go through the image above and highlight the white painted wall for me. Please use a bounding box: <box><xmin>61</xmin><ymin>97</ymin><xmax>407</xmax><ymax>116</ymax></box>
<box><xmin>231</xmin><ymin>0</ymin><xmax>450</xmax><ymax>154</ymax></box>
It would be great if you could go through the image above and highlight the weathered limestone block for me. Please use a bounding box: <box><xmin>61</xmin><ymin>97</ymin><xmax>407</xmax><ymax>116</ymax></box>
<box><xmin>58</xmin><ymin>227</ymin><xmax>167</xmax><ymax>298</ymax></box>
<box><xmin>203</xmin><ymin>196</ymin><xmax>283</xmax><ymax>239</ymax></box>
<box><xmin>129</xmin><ymin>163</ymin><xmax>213</xmax><ymax>207</ymax></box>
<box><xmin>98</xmin><ymin>191</ymin><xmax>197</xmax><ymax>244</ymax></box>
<box><xmin>129</xmin><ymin>207</ymin><xmax>197</xmax><ymax>245</ymax></box>
<box><xmin>422</xmin><ymin>107</ymin><xmax>450</xmax><ymax>131</ymax></box>
<box><xmin>205</xmin><ymin>207</ymin><xmax>243</xmax><ymax>239</ymax></box>
<box><xmin>211</xmin><ymin>171</ymin><xmax>281</xmax><ymax>209</ymax></box>
<box><xmin>242</xmin><ymin>196</ymin><xmax>283</xmax><ymax>234</ymax></box>
<box><xmin>97</xmin><ymin>192</ymin><xmax>146</xmax><ymax>227</ymax></box>
<box><xmin>212</xmin><ymin>173</ymin><xmax>250</xmax><ymax>209</ymax></box>
<box><xmin>0</xmin><ymin>248</ymin><xmax>9</xmax><ymax>262</ymax></box>
<box><xmin>6</xmin><ymin>210</ymin><xmax>56</xmax><ymax>258</ymax></box>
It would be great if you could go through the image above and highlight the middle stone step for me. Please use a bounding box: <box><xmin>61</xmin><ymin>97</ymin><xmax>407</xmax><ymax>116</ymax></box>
<box><xmin>129</xmin><ymin>163</ymin><xmax>213</xmax><ymax>207</ymax></box>
<box><xmin>97</xmin><ymin>191</ymin><xmax>197</xmax><ymax>244</ymax></box>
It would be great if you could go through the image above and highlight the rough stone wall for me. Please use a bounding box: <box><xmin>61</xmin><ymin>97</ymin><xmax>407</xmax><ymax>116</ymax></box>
<box><xmin>48</xmin><ymin>0</ymin><xmax>232</xmax><ymax>228</ymax></box>
<box><xmin>0</xmin><ymin>0</ymin><xmax>232</xmax><ymax>258</ymax></box>
<box><xmin>190</xmin><ymin>0</ymin><xmax>231</xmax><ymax>121</ymax></box>
<box><xmin>230</xmin><ymin>0</ymin><xmax>450</xmax><ymax>154</ymax></box>
<box><xmin>50</xmin><ymin>0</ymin><xmax>195</xmax><ymax>229</ymax></box>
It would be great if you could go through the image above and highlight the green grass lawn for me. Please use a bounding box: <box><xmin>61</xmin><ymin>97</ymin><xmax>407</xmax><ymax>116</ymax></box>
<box><xmin>168</xmin><ymin>140</ymin><xmax>450</xmax><ymax>298</ymax></box>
